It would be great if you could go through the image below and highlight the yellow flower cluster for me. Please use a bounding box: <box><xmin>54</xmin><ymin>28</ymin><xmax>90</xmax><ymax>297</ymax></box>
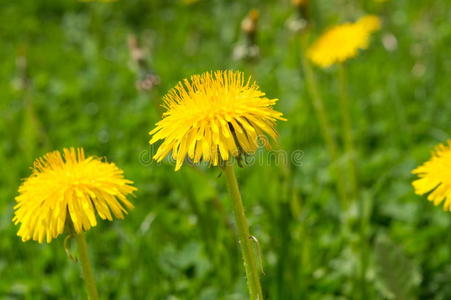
<box><xmin>307</xmin><ymin>15</ymin><xmax>381</xmax><ymax>68</ymax></box>
<box><xmin>13</xmin><ymin>148</ymin><xmax>136</xmax><ymax>243</ymax></box>
<box><xmin>149</xmin><ymin>70</ymin><xmax>286</xmax><ymax>170</ymax></box>
<box><xmin>412</xmin><ymin>141</ymin><xmax>451</xmax><ymax>211</ymax></box>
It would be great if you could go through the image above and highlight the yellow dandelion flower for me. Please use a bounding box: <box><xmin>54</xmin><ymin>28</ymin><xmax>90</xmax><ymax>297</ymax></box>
<box><xmin>307</xmin><ymin>15</ymin><xmax>381</xmax><ymax>68</ymax></box>
<box><xmin>149</xmin><ymin>70</ymin><xmax>286</xmax><ymax>170</ymax></box>
<box><xmin>412</xmin><ymin>141</ymin><xmax>451</xmax><ymax>211</ymax></box>
<box><xmin>13</xmin><ymin>148</ymin><xmax>137</xmax><ymax>243</ymax></box>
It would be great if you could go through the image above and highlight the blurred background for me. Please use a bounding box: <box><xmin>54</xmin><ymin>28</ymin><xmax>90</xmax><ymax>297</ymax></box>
<box><xmin>1</xmin><ymin>0</ymin><xmax>450</xmax><ymax>299</ymax></box>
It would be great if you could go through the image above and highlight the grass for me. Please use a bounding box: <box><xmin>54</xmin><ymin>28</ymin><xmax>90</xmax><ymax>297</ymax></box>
<box><xmin>1</xmin><ymin>0</ymin><xmax>451</xmax><ymax>299</ymax></box>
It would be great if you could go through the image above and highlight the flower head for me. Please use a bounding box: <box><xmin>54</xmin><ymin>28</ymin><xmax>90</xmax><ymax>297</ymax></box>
<box><xmin>149</xmin><ymin>70</ymin><xmax>285</xmax><ymax>170</ymax></box>
<box><xmin>307</xmin><ymin>15</ymin><xmax>381</xmax><ymax>68</ymax></box>
<box><xmin>412</xmin><ymin>140</ymin><xmax>451</xmax><ymax>211</ymax></box>
<box><xmin>13</xmin><ymin>148</ymin><xmax>137</xmax><ymax>243</ymax></box>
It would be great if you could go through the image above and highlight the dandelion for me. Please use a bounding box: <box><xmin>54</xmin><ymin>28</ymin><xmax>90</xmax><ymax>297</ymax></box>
<box><xmin>307</xmin><ymin>15</ymin><xmax>381</xmax><ymax>68</ymax></box>
<box><xmin>13</xmin><ymin>147</ymin><xmax>136</xmax><ymax>243</ymax></box>
<box><xmin>233</xmin><ymin>9</ymin><xmax>260</xmax><ymax>61</ymax></box>
<box><xmin>149</xmin><ymin>70</ymin><xmax>285</xmax><ymax>299</ymax></box>
<box><xmin>412</xmin><ymin>140</ymin><xmax>451</xmax><ymax>211</ymax></box>
<box><xmin>149</xmin><ymin>70</ymin><xmax>285</xmax><ymax>171</ymax></box>
<box><xmin>13</xmin><ymin>148</ymin><xmax>136</xmax><ymax>300</ymax></box>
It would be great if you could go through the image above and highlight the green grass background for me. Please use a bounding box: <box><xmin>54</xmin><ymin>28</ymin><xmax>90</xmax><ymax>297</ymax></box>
<box><xmin>1</xmin><ymin>0</ymin><xmax>450</xmax><ymax>299</ymax></box>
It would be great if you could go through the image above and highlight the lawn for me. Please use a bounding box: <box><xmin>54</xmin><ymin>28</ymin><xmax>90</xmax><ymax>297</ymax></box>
<box><xmin>0</xmin><ymin>0</ymin><xmax>450</xmax><ymax>299</ymax></box>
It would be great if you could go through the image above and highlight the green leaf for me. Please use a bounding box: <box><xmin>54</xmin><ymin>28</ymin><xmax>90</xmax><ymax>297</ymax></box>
<box><xmin>374</xmin><ymin>234</ymin><xmax>421</xmax><ymax>300</ymax></box>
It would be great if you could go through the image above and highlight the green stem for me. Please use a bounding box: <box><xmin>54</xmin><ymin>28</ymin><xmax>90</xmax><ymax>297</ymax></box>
<box><xmin>223</xmin><ymin>163</ymin><xmax>263</xmax><ymax>300</ymax></box>
<box><xmin>337</xmin><ymin>63</ymin><xmax>358</xmax><ymax>201</ymax></box>
<box><xmin>299</xmin><ymin>35</ymin><xmax>348</xmax><ymax>208</ymax></box>
<box><xmin>337</xmin><ymin>64</ymin><xmax>367</xmax><ymax>299</ymax></box>
<box><xmin>75</xmin><ymin>232</ymin><xmax>100</xmax><ymax>300</ymax></box>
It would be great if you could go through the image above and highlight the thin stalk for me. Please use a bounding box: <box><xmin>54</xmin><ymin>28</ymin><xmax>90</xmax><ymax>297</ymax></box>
<box><xmin>337</xmin><ymin>64</ymin><xmax>367</xmax><ymax>299</ymax></box>
<box><xmin>299</xmin><ymin>36</ymin><xmax>348</xmax><ymax>208</ymax></box>
<box><xmin>223</xmin><ymin>163</ymin><xmax>263</xmax><ymax>300</ymax></box>
<box><xmin>75</xmin><ymin>232</ymin><xmax>100</xmax><ymax>300</ymax></box>
<box><xmin>337</xmin><ymin>63</ymin><xmax>358</xmax><ymax>200</ymax></box>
